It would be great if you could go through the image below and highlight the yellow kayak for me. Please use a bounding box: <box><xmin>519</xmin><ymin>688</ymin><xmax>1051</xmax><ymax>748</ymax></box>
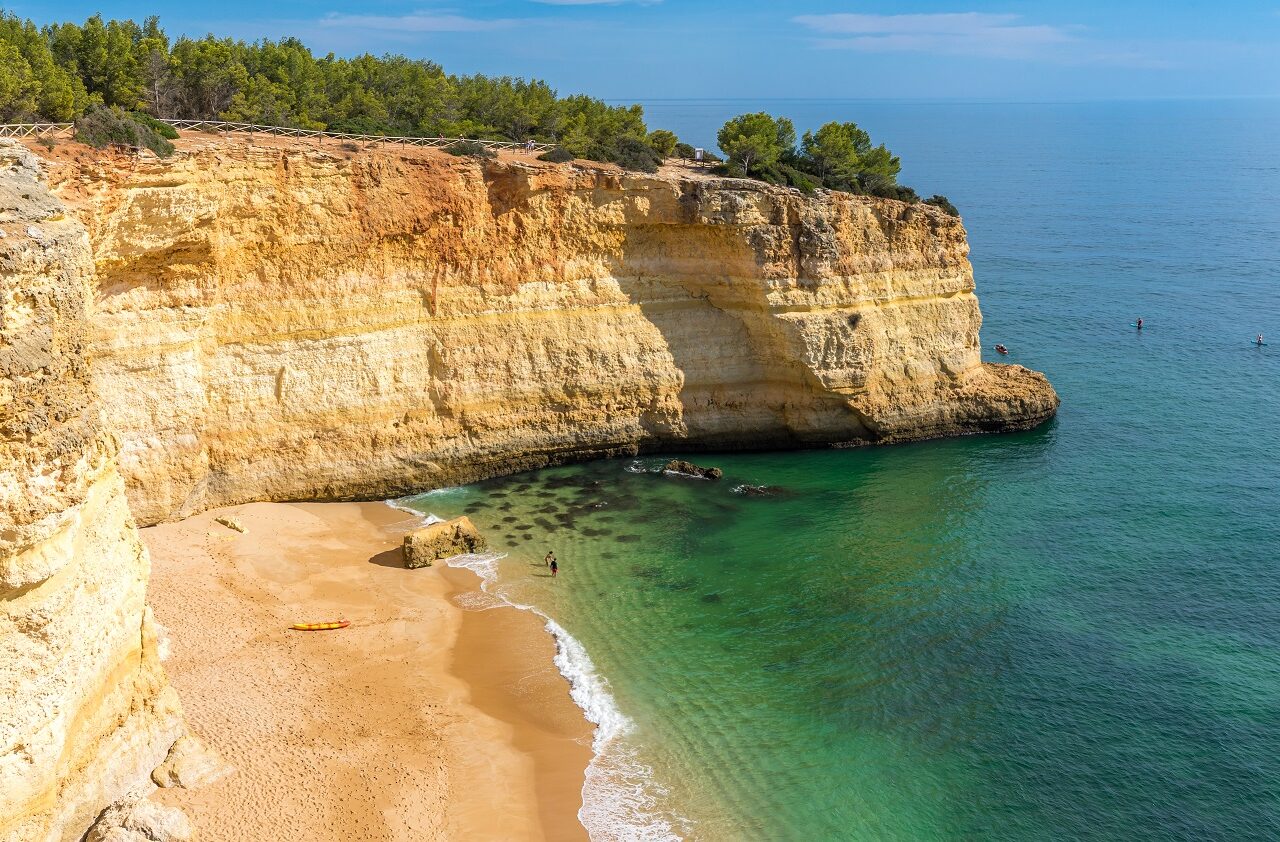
<box><xmin>289</xmin><ymin>620</ymin><xmax>350</xmax><ymax>632</ymax></box>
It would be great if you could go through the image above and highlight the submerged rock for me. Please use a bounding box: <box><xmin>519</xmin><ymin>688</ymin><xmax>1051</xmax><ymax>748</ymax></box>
<box><xmin>733</xmin><ymin>484</ymin><xmax>785</xmax><ymax>496</ymax></box>
<box><xmin>402</xmin><ymin>516</ymin><xmax>486</xmax><ymax>568</ymax></box>
<box><xmin>663</xmin><ymin>460</ymin><xmax>724</xmax><ymax>480</ymax></box>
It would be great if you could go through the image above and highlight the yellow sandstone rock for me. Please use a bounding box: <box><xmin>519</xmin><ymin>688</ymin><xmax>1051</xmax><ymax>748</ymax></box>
<box><xmin>212</xmin><ymin>515</ymin><xmax>245</xmax><ymax>534</ymax></box>
<box><xmin>45</xmin><ymin>143</ymin><xmax>1057</xmax><ymax>527</ymax></box>
<box><xmin>0</xmin><ymin>136</ymin><xmax>1057</xmax><ymax>841</ymax></box>
<box><xmin>403</xmin><ymin>516</ymin><xmax>487</xmax><ymax>569</ymax></box>
<box><xmin>0</xmin><ymin>142</ymin><xmax>182</xmax><ymax>842</ymax></box>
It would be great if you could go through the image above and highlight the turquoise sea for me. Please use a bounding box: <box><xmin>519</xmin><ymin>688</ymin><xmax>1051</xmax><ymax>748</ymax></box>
<box><xmin>400</xmin><ymin>100</ymin><xmax>1280</xmax><ymax>840</ymax></box>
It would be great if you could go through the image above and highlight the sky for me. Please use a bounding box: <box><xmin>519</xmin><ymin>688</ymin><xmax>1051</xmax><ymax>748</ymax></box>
<box><xmin>6</xmin><ymin>1</ymin><xmax>1280</xmax><ymax>101</ymax></box>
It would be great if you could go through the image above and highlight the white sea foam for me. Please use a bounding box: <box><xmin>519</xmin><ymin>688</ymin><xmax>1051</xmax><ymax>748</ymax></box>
<box><xmin>548</xmin><ymin>617</ymin><xmax>683</xmax><ymax>841</ymax></box>
<box><xmin>418</xmin><ymin>486</ymin><xmax>464</xmax><ymax>496</ymax></box>
<box><xmin>443</xmin><ymin>551</ymin><xmax>688</xmax><ymax>840</ymax></box>
<box><xmin>661</xmin><ymin>469</ymin><xmax>710</xmax><ymax>480</ymax></box>
<box><xmin>383</xmin><ymin>498</ymin><xmax>446</xmax><ymax>525</ymax></box>
<box><xmin>446</xmin><ymin>551</ymin><xmax>503</xmax><ymax>585</ymax></box>
<box><xmin>452</xmin><ymin>590</ymin><xmax>505</xmax><ymax>611</ymax></box>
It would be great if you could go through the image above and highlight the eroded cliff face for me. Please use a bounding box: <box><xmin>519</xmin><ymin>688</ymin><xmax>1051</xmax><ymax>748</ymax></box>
<box><xmin>50</xmin><ymin>141</ymin><xmax>1056</xmax><ymax>525</ymax></box>
<box><xmin>0</xmin><ymin>143</ymin><xmax>181</xmax><ymax>842</ymax></box>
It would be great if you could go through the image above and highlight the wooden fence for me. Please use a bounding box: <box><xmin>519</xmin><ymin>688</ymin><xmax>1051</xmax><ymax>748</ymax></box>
<box><xmin>0</xmin><ymin>123</ymin><xmax>74</xmax><ymax>138</ymax></box>
<box><xmin>0</xmin><ymin>118</ymin><xmax>557</xmax><ymax>152</ymax></box>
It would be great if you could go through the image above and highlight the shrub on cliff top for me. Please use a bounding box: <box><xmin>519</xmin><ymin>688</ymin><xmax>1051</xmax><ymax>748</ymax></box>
<box><xmin>924</xmin><ymin>195</ymin><xmax>960</xmax><ymax>216</ymax></box>
<box><xmin>857</xmin><ymin>173</ymin><xmax>919</xmax><ymax>203</ymax></box>
<box><xmin>538</xmin><ymin>147</ymin><xmax>575</xmax><ymax>164</ymax></box>
<box><xmin>130</xmin><ymin>111</ymin><xmax>179</xmax><ymax>140</ymax></box>
<box><xmin>445</xmin><ymin>140</ymin><xmax>496</xmax><ymax>159</ymax></box>
<box><xmin>74</xmin><ymin>106</ymin><xmax>174</xmax><ymax>157</ymax></box>
<box><xmin>609</xmin><ymin>136</ymin><xmax>662</xmax><ymax>173</ymax></box>
<box><xmin>575</xmin><ymin>135</ymin><xmax>662</xmax><ymax>173</ymax></box>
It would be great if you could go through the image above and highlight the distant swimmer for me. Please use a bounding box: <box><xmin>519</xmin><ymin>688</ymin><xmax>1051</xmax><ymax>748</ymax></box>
<box><xmin>995</xmin><ymin>344</ymin><xmax>1009</xmax><ymax>355</ymax></box>
<box><xmin>550</xmin><ymin>559</ymin><xmax>559</xmax><ymax>577</ymax></box>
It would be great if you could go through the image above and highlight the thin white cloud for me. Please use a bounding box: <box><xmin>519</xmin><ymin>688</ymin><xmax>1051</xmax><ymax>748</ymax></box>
<box><xmin>793</xmin><ymin>12</ymin><xmax>1074</xmax><ymax>59</ymax></box>
<box><xmin>792</xmin><ymin>11</ymin><xmax>1181</xmax><ymax>67</ymax></box>
<box><xmin>317</xmin><ymin>11</ymin><xmax>518</xmax><ymax>32</ymax></box>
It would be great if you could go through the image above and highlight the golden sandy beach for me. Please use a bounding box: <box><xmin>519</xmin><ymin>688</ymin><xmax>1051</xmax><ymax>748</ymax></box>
<box><xmin>142</xmin><ymin>501</ymin><xmax>593</xmax><ymax>841</ymax></box>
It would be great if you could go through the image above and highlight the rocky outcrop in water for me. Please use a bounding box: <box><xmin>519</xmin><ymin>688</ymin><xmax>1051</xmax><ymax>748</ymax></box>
<box><xmin>0</xmin><ymin>142</ymin><xmax>182</xmax><ymax>842</ymax></box>
<box><xmin>663</xmin><ymin>460</ymin><xmax>724</xmax><ymax>480</ymax></box>
<box><xmin>46</xmin><ymin>141</ymin><xmax>1057</xmax><ymax>526</ymax></box>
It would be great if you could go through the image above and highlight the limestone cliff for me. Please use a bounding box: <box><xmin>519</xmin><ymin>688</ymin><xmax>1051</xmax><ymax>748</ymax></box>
<box><xmin>50</xmin><ymin>140</ymin><xmax>1056</xmax><ymax>526</ymax></box>
<box><xmin>0</xmin><ymin>143</ymin><xmax>181</xmax><ymax>841</ymax></box>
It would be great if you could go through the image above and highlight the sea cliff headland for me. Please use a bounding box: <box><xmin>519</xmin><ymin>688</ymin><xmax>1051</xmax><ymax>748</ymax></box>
<box><xmin>2</xmin><ymin>133</ymin><xmax>1056</xmax><ymax>841</ymax></box>
<box><xmin>50</xmin><ymin>135</ymin><xmax>1057</xmax><ymax>527</ymax></box>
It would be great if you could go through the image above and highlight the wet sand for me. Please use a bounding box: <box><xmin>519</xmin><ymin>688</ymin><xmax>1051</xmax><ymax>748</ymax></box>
<box><xmin>143</xmin><ymin>501</ymin><xmax>592</xmax><ymax>841</ymax></box>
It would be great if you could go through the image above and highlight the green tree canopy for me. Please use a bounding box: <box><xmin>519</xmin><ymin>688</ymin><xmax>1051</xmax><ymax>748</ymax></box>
<box><xmin>800</xmin><ymin>121</ymin><xmax>901</xmax><ymax>186</ymax></box>
<box><xmin>716</xmin><ymin>112</ymin><xmax>796</xmax><ymax>174</ymax></box>
<box><xmin>0</xmin><ymin>12</ymin><xmax>931</xmax><ymax>196</ymax></box>
<box><xmin>0</xmin><ymin>10</ymin><xmax>663</xmax><ymax>153</ymax></box>
<box><xmin>647</xmin><ymin>129</ymin><xmax>678</xmax><ymax>158</ymax></box>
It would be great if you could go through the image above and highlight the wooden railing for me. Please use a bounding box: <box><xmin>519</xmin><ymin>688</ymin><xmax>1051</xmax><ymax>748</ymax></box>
<box><xmin>0</xmin><ymin>123</ymin><xmax>74</xmax><ymax>138</ymax></box>
<box><xmin>0</xmin><ymin>118</ymin><xmax>557</xmax><ymax>152</ymax></box>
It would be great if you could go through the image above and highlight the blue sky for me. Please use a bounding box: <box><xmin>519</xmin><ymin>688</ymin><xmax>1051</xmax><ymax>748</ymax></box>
<box><xmin>7</xmin><ymin>1</ymin><xmax>1280</xmax><ymax>100</ymax></box>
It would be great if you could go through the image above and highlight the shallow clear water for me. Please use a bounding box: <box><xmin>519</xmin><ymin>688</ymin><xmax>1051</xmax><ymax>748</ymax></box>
<box><xmin>401</xmin><ymin>100</ymin><xmax>1280</xmax><ymax>840</ymax></box>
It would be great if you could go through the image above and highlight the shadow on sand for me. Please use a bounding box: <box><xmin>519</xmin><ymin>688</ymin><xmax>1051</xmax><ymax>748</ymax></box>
<box><xmin>367</xmin><ymin>548</ymin><xmax>403</xmax><ymax>569</ymax></box>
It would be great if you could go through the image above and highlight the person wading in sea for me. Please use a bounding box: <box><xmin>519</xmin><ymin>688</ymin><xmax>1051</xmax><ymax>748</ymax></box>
<box><xmin>545</xmin><ymin>551</ymin><xmax>556</xmax><ymax>568</ymax></box>
<box><xmin>550</xmin><ymin>559</ymin><xmax>559</xmax><ymax>577</ymax></box>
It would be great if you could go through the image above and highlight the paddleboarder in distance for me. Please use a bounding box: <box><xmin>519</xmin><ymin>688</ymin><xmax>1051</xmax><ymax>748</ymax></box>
<box><xmin>1136</xmin><ymin>318</ymin><xmax>1144</xmax><ymax>330</ymax></box>
<box><xmin>1257</xmin><ymin>334</ymin><xmax>1265</xmax><ymax>346</ymax></box>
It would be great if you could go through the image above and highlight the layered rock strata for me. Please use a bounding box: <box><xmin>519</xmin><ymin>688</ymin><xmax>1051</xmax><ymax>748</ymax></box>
<box><xmin>48</xmin><ymin>143</ymin><xmax>1056</xmax><ymax>526</ymax></box>
<box><xmin>0</xmin><ymin>143</ymin><xmax>181</xmax><ymax>842</ymax></box>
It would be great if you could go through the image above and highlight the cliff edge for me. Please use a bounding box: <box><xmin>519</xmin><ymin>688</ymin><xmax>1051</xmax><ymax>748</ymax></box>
<box><xmin>50</xmin><ymin>140</ymin><xmax>1057</xmax><ymax>525</ymax></box>
<box><xmin>0</xmin><ymin>142</ymin><xmax>181</xmax><ymax>842</ymax></box>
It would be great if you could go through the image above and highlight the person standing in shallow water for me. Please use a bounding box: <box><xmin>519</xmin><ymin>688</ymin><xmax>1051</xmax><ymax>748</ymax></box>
<box><xmin>545</xmin><ymin>551</ymin><xmax>556</xmax><ymax>568</ymax></box>
<box><xmin>550</xmin><ymin>559</ymin><xmax>558</xmax><ymax>577</ymax></box>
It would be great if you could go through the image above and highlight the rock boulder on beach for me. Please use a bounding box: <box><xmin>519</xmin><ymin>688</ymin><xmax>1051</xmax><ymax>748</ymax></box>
<box><xmin>403</xmin><ymin>516</ymin><xmax>487</xmax><ymax>568</ymax></box>
<box><xmin>86</xmin><ymin>798</ymin><xmax>192</xmax><ymax>842</ymax></box>
<box><xmin>151</xmin><ymin>732</ymin><xmax>234</xmax><ymax>789</ymax></box>
<box><xmin>213</xmin><ymin>515</ymin><xmax>246</xmax><ymax>533</ymax></box>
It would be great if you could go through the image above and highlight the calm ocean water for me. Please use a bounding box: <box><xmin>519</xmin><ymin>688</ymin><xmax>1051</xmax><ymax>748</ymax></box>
<box><xmin>402</xmin><ymin>100</ymin><xmax>1280</xmax><ymax>840</ymax></box>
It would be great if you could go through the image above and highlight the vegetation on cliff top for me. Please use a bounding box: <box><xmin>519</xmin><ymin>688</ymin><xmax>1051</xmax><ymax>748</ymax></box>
<box><xmin>712</xmin><ymin>111</ymin><xmax>957</xmax><ymax>214</ymax></box>
<box><xmin>0</xmin><ymin>11</ymin><xmax>955</xmax><ymax>204</ymax></box>
<box><xmin>73</xmin><ymin>105</ymin><xmax>176</xmax><ymax>156</ymax></box>
<box><xmin>0</xmin><ymin>12</ymin><xmax>652</xmax><ymax>160</ymax></box>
